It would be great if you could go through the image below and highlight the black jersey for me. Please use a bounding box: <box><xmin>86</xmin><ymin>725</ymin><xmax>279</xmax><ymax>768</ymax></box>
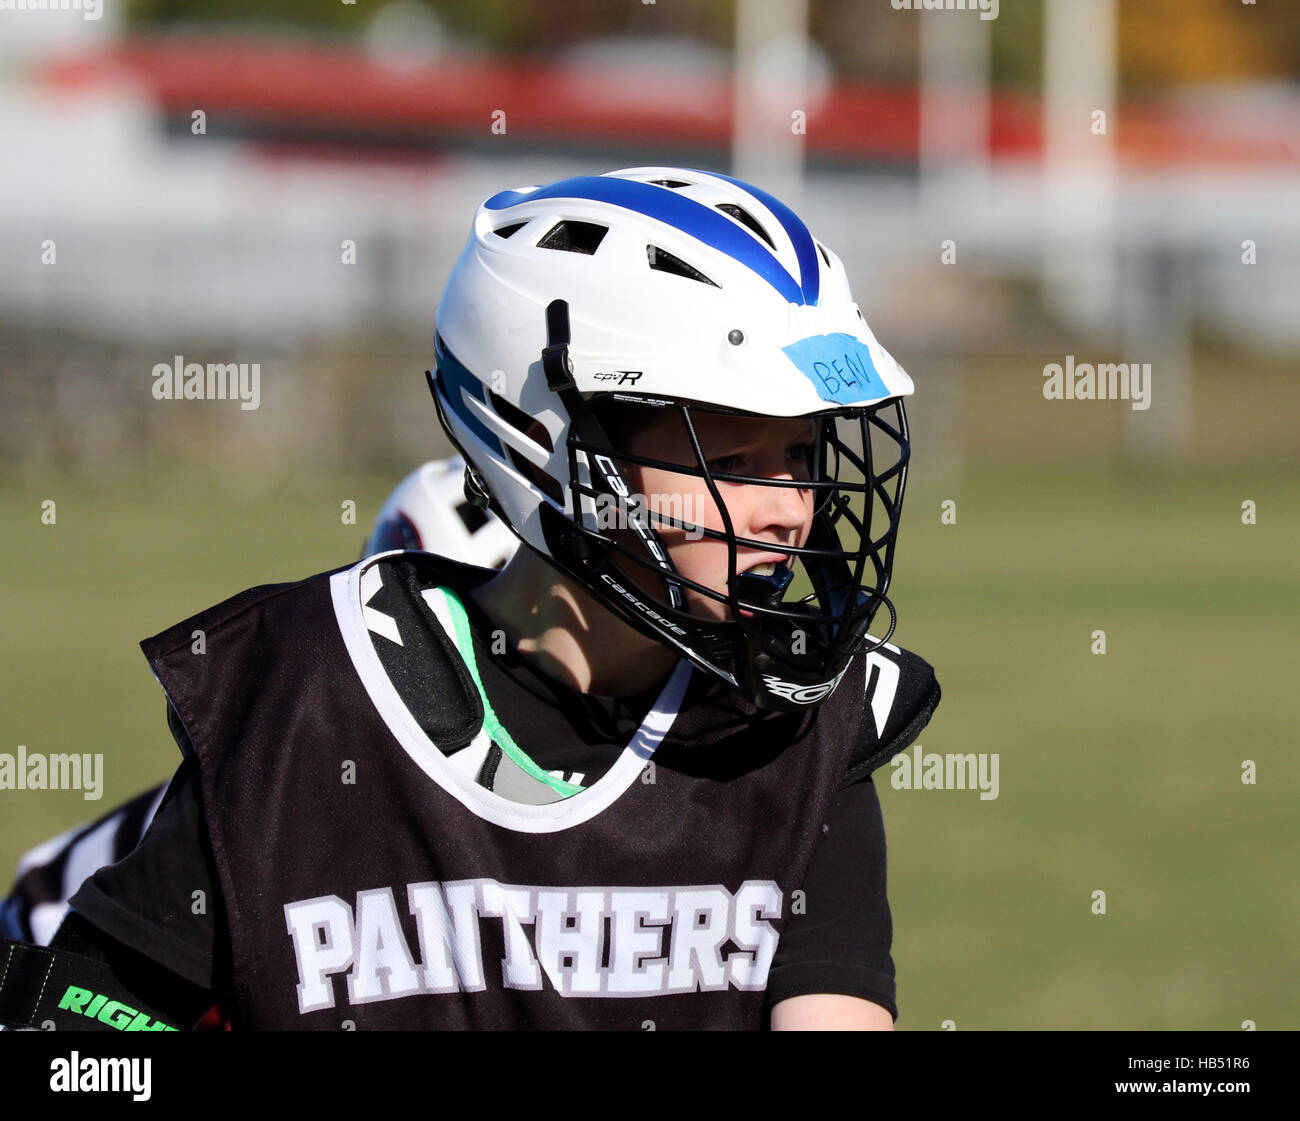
<box><xmin>70</xmin><ymin>551</ymin><xmax>939</xmax><ymax>1029</ymax></box>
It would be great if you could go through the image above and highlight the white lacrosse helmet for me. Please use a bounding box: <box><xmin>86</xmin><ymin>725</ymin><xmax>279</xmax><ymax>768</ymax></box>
<box><xmin>427</xmin><ymin>166</ymin><xmax>914</xmax><ymax>712</ymax></box>
<box><xmin>363</xmin><ymin>456</ymin><xmax>518</xmax><ymax>570</ymax></box>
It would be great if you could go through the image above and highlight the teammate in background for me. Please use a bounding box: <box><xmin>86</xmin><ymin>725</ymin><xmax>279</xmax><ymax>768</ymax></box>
<box><xmin>0</xmin><ymin>167</ymin><xmax>940</xmax><ymax>1031</ymax></box>
<box><xmin>0</xmin><ymin>456</ymin><xmax>505</xmax><ymax>950</ymax></box>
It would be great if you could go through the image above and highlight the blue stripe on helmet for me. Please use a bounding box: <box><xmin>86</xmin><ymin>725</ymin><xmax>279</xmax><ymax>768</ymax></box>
<box><xmin>434</xmin><ymin>336</ymin><xmax>504</xmax><ymax>457</ymax></box>
<box><xmin>484</xmin><ymin>175</ymin><xmax>812</xmax><ymax>306</ymax></box>
<box><xmin>691</xmin><ymin>168</ymin><xmax>821</xmax><ymax>306</ymax></box>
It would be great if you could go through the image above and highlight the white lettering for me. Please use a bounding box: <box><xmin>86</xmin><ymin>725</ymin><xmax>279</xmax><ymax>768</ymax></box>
<box><xmin>284</xmin><ymin>878</ymin><xmax>782</xmax><ymax>1014</ymax></box>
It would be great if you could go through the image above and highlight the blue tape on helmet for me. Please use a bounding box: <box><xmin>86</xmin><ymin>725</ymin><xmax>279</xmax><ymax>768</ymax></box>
<box><xmin>781</xmin><ymin>333</ymin><xmax>888</xmax><ymax>404</ymax></box>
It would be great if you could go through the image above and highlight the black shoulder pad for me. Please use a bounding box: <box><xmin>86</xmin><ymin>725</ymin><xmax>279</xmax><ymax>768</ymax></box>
<box><xmin>386</xmin><ymin>554</ymin><xmax>486</xmax><ymax>752</ymax></box>
<box><xmin>0</xmin><ymin>941</ymin><xmax>182</xmax><ymax>1032</ymax></box>
<box><xmin>841</xmin><ymin>642</ymin><xmax>941</xmax><ymax>786</ymax></box>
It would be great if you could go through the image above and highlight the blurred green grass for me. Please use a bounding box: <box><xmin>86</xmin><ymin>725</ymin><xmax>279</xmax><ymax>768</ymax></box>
<box><xmin>1</xmin><ymin>464</ymin><xmax>1296</xmax><ymax>1029</ymax></box>
<box><xmin>888</xmin><ymin>468</ymin><xmax>1298</xmax><ymax>1029</ymax></box>
<box><xmin>0</xmin><ymin>469</ymin><xmax>398</xmax><ymax>860</ymax></box>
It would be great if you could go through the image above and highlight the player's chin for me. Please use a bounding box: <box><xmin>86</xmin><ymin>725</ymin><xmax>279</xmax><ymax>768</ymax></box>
<box><xmin>685</xmin><ymin>589</ymin><xmax>745</xmax><ymax>625</ymax></box>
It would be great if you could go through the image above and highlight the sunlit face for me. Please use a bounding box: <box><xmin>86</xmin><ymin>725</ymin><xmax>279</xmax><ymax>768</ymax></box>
<box><xmin>611</xmin><ymin>409</ymin><xmax>820</xmax><ymax>624</ymax></box>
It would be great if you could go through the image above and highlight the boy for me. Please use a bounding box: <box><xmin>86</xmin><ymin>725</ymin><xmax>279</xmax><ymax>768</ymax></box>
<box><xmin>0</xmin><ymin>167</ymin><xmax>939</xmax><ymax>1030</ymax></box>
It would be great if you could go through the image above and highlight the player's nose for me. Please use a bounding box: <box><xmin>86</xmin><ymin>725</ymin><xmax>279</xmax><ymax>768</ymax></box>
<box><xmin>747</xmin><ymin>472</ymin><xmax>813</xmax><ymax>549</ymax></box>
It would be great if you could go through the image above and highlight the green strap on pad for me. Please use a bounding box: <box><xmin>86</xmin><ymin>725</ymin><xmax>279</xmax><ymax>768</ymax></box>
<box><xmin>0</xmin><ymin>939</ymin><xmax>181</xmax><ymax>1032</ymax></box>
<box><xmin>436</xmin><ymin>587</ymin><xmax>584</xmax><ymax>798</ymax></box>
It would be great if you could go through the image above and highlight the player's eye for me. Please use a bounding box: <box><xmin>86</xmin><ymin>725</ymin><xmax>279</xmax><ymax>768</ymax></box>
<box><xmin>708</xmin><ymin>444</ymin><xmax>812</xmax><ymax>476</ymax></box>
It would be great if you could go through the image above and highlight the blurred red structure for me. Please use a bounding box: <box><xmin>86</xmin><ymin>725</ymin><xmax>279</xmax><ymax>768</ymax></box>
<box><xmin>39</xmin><ymin>35</ymin><xmax>1028</xmax><ymax>163</ymax></box>
<box><xmin>40</xmin><ymin>34</ymin><xmax>1296</xmax><ymax>167</ymax></box>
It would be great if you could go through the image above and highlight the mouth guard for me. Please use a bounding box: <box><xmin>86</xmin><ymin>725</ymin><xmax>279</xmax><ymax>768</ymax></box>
<box><xmin>733</xmin><ymin>563</ymin><xmax>795</xmax><ymax>608</ymax></box>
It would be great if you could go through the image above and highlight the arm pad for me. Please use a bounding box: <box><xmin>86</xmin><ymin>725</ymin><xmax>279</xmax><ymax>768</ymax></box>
<box><xmin>0</xmin><ymin>939</ymin><xmax>183</xmax><ymax>1031</ymax></box>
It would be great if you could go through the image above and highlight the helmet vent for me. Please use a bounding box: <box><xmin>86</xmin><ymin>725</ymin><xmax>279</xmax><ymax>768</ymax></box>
<box><xmin>717</xmin><ymin>203</ymin><xmax>775</xmax><ymax>250</ymax></box>
<box><xmin>454</xmin><ymin>499</ymin><xmax>489</xmax><ymax>533</ymax></box>
<box><xmin>493</xmin><ymin>222</ymin><xmax>528</xmax><ymax>239</ymax></box>
<box><xmin>817</xmin><ymin>241</ymin><xmax>831</xmax><ymax>267</ymax></box>
<box><xmin>646</xmin><ymin>245</ymin><xmax>719</xmax><ymax>287</ymax></box>
<box><xmin>488</xmin><ymin>387</ymin><xmax>553</xmax><ymax>453</ymax></box>
<box><xmin>537</xmin><ymin>220</ymin><xmax>608</xmax><ymax>255</ymax></box>
<box><xmin>504</xmin><ymin>445</ymin><xmax>564</xmax><ymax>504</ymax></box>
<box><xmin>487</xmin><ymin>388</ymin><xmax>564</xmax><ymax>504</ymax></box>
<box><xmin>647</xmin><ymin>178</ymin><xmax>691</xmax><ymax>188</ymax></box>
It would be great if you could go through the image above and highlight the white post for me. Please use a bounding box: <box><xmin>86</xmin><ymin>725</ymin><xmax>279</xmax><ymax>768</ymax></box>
<box><xmin>0</xmin><ymin>2</ymin><xmax>123</xmax><ymax>70</ymax></box>
<box><xmin>732</xmin><ymin>0</ymin><xmax>811</xmax><ymax>210</ymax></box>
<box><xmin>919</xmin><ymin>8</ymin><xmax>992</xmax><ymax>221</ymax></box>
<box><xmin>1042</xmin><ymin>0</ymin><xmax>1117</xmax><ymax>334</ymax></box>
<box><xmin>1119</xmin><ymin>246</ymin><xmax>1194</xmax><ymax>460</ymax></box>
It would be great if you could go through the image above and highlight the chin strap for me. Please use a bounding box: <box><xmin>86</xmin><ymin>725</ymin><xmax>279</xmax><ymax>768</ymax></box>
<box><xmin>541</xmin><ymin>299</ymin><xmax>684</xmax><ymax>611</ymax></box>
